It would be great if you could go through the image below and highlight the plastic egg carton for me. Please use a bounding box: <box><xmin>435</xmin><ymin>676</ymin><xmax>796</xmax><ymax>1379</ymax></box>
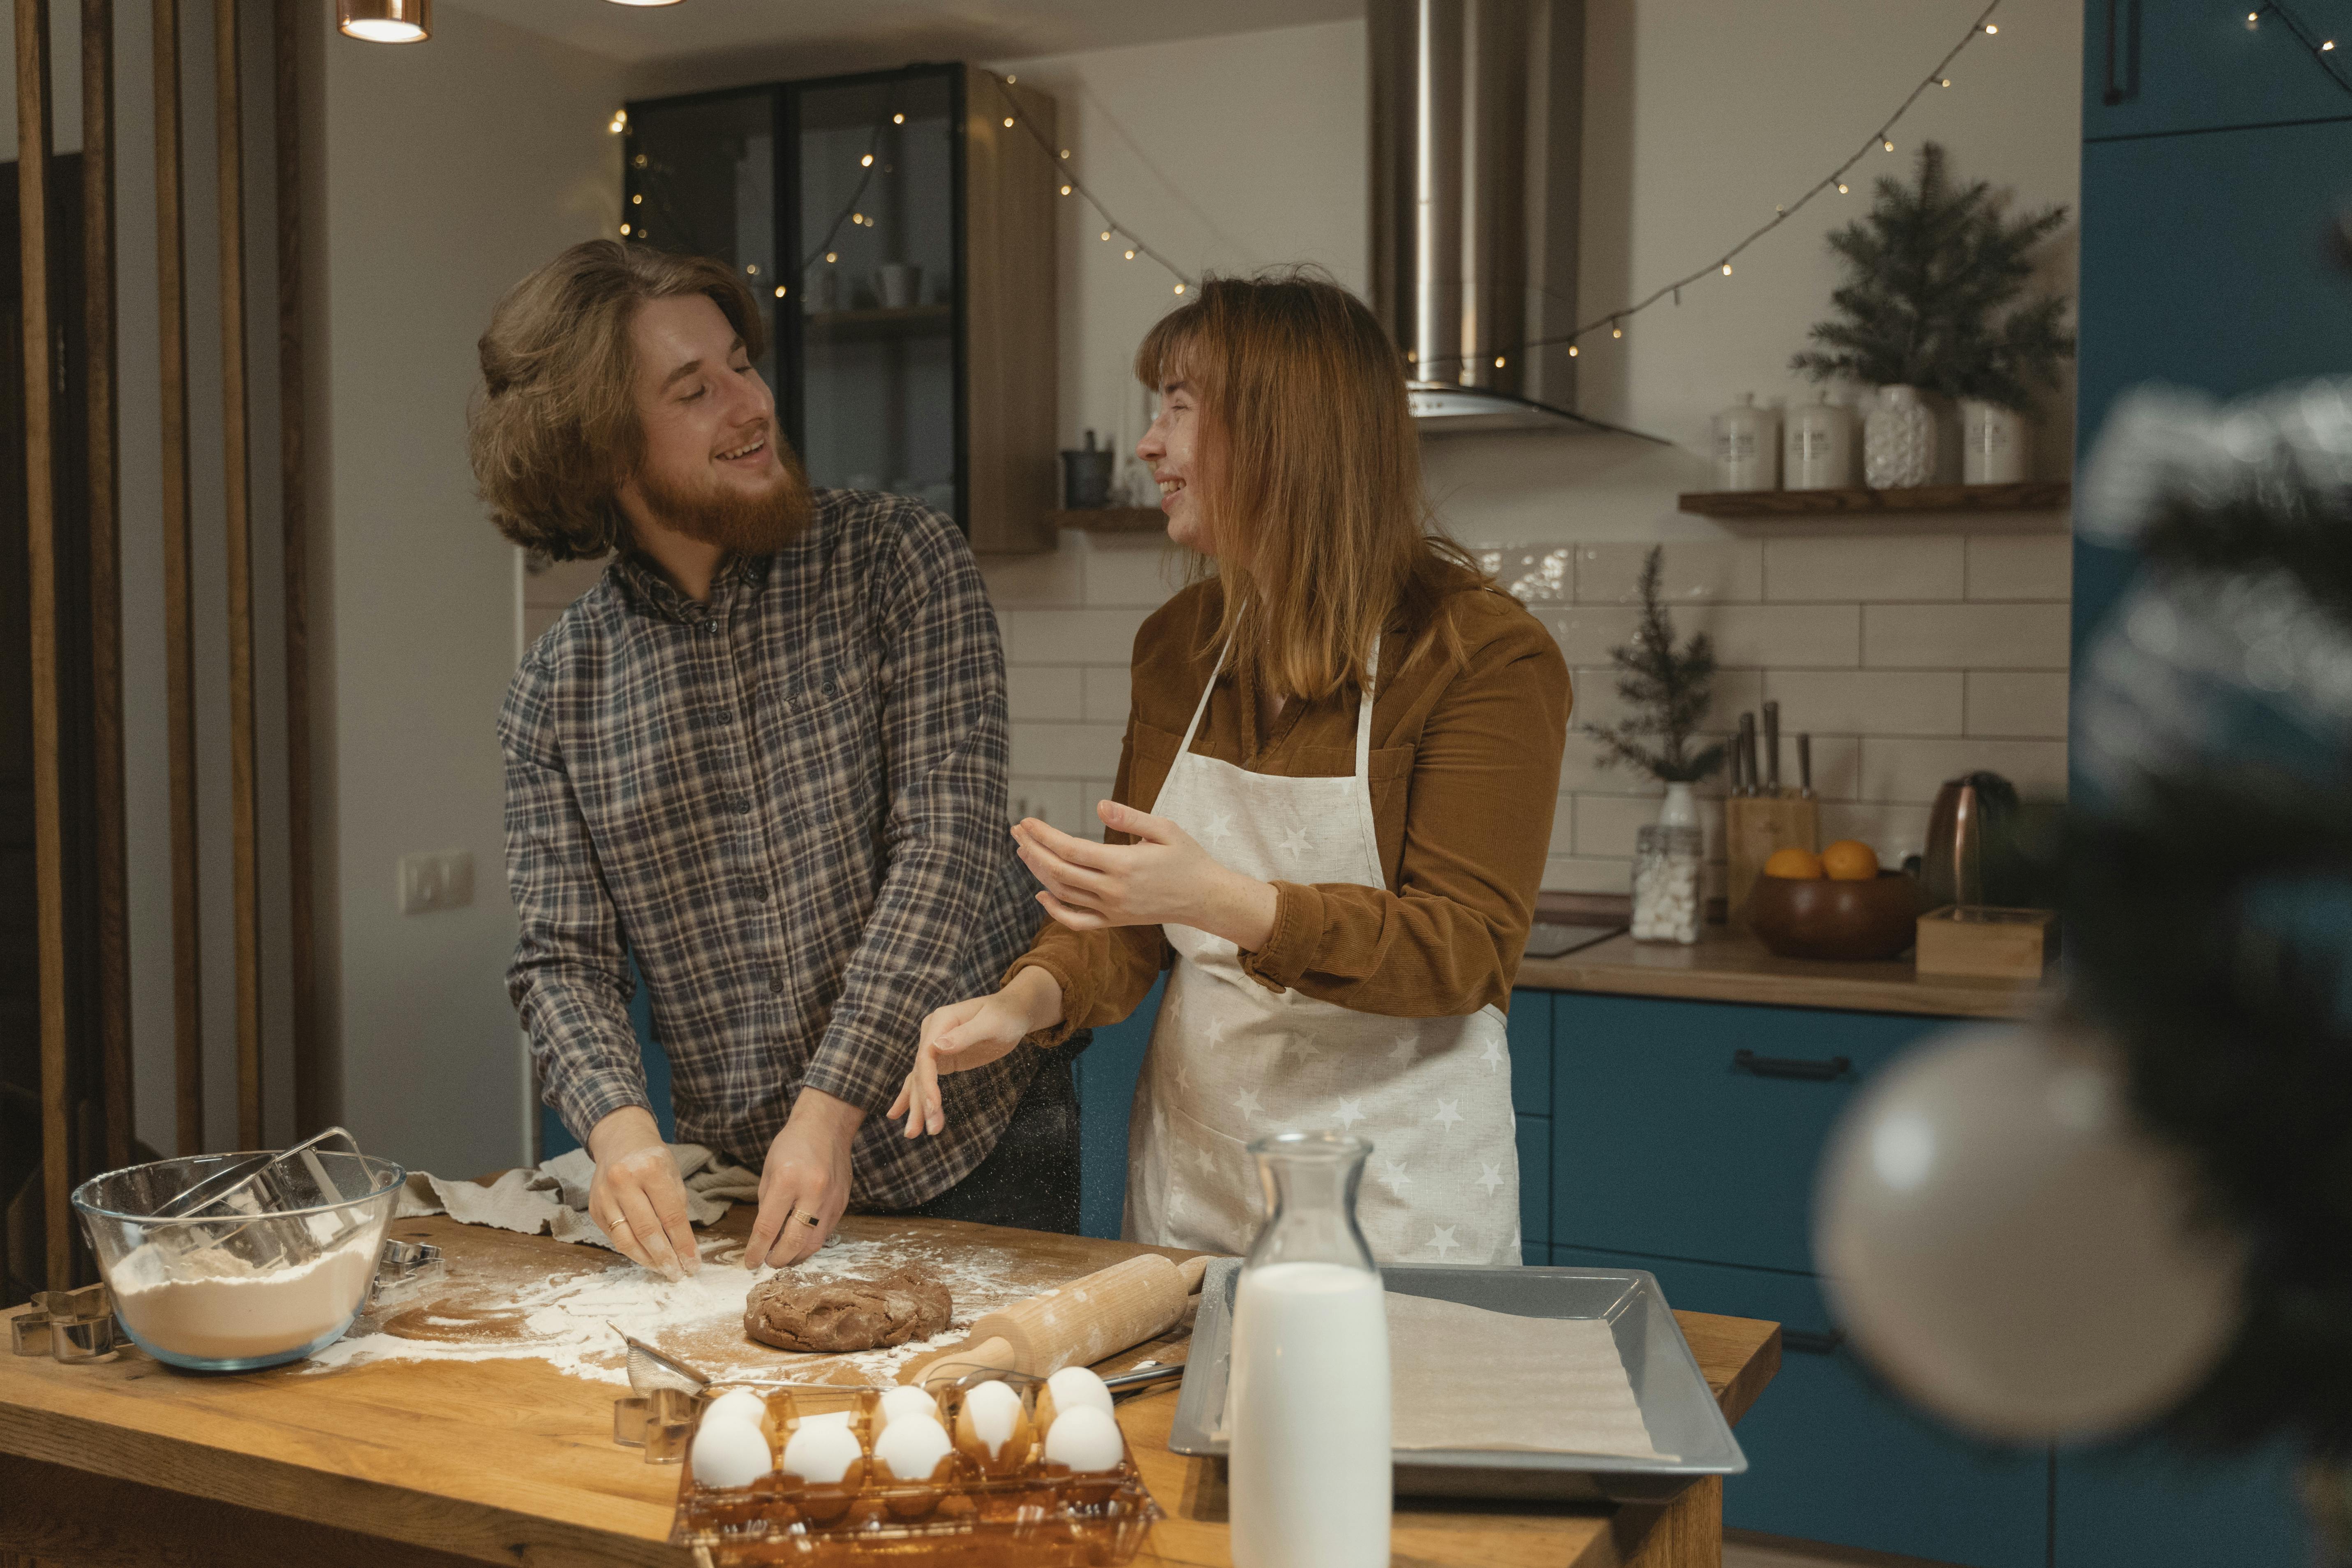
<box><xmin>668</xmin><ymin>1378</ymin><xmax>1163</xmax><ymax>1565</ymax></box>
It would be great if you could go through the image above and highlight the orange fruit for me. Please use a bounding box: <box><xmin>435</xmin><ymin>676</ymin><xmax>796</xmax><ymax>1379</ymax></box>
<box><xmin>1821</xmin><ymin>840</ymin><xmax>1879</xmax><ymax>881</ymax></box>
<box><xmin>1763</xmin><ymin>847</ymin><xmax>1825</xmax><ymax>880</ymax></box>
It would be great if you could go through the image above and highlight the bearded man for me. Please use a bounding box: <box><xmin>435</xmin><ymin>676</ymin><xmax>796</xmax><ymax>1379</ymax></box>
<box><xmin>474</xmin><ymin>241</ymin><xmax>1074</xmax><ymax>1279</ymax></box>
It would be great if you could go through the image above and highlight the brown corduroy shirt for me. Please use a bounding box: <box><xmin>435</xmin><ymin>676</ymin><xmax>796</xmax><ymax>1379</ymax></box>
<box><xmin>1007</xmin><ymin>576</ymin><xmax>1570</xmax><ymax>1040</ymax></box>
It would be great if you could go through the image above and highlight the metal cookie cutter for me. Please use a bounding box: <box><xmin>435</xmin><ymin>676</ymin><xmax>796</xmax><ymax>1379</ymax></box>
<box><xmin>10</xmin><ymin>1283</ymin><xmax>117</xmax><ymax>1364</ymax></box>
<box><xmin>369</xmin><ymin>1238</ymin><xmax>444</xmax><ymax>1304</ymax></box>
<box><xmin>612</xmin><ymin>1330</ymin><xmax>710</xmax><ymax>1464</ymax></box>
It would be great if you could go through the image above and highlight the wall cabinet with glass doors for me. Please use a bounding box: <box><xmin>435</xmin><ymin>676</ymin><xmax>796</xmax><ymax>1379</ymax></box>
<box><xmin>622</xmin><ymin>65</ymin><xmax>1059</xmax><ymax>554</ymax></box>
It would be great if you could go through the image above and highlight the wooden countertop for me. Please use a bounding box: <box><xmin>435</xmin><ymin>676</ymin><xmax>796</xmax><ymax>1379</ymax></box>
<box><xmin>1518</xmin><ymin>928</ymin><xmax>2052</xmax><ymax>1020</ymax></box>
<box><xmin>0</xmin><ymin>1204</ymin><xmax>1779</xmax><ymax>1568</ymax></box>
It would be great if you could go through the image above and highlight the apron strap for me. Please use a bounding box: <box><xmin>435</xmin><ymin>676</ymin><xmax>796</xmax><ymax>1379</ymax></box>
<box><xmin>1175</xmin><ymin>629</ymin><xmax>1234</xmax><ymax>763</ymax></box>
<box><xmin>1351</xmin><ymin>633</ymin><xmax>1384</xmax><ymax>865</ymax></box>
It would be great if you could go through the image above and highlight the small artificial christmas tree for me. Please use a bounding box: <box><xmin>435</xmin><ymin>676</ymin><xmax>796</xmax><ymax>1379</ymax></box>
<box><xmin>1582</xmin><ymin>547</ymin><xmax>1725</xmax><ymax>785</ymax></box>
<box><xmin>1792</xmin><ymin>141</ymin><xmax>2074</xmax><ymax>412</ymax></box>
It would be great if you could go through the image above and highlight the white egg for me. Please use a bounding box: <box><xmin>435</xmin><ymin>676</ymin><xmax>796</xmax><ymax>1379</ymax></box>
<box><xmin>1042</xmin><ymin>1405</ymin><xmax>1125</xmax><ymax>1473</ymax></box>
<box><xmin>690</xmin><ymin>1413</ymin><xmax>772</xmax><ymax>1489</ymax></box>
<box><xmin>1043</xmin><ymin>1366</ymin><xmax>1113</xmax><ymax>1424</ymax></box>
<box><xmin>877</xmin><ymin>1384</ymin><xmax>941</xmax><ymax>1431</ymax></box>
<box><xmin>780</xmin><ymin>1420</ymin><xmax>865</xmax><ymax>1486</ymax></box>
<box><xmin>703</xmin><ymin>1387</ymin><xmax>768</xmax><ymax>1429</ymax></box>
<box><xmin>953</xmin><ymin>1378</ymin><xmax>1034</xmax><ymax>1474</ymax></box>
<box><xmin>872</xmin><ymin>1412</ymin><xmax>955</xmax><ymax>1482</ymax></box>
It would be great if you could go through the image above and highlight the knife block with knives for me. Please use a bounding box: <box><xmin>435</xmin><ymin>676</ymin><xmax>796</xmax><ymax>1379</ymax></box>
<box><xmin>1725</xmin><ymin>702</ymin><xmax>1820</xmax><ymax>930</ymax></box>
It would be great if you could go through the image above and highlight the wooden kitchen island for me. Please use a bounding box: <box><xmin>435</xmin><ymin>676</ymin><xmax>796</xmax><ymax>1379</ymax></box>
<box><xmin>0</xmin><ymin>1203</ymin><xmax>1777</xmax><ymax>1568</ymax></box>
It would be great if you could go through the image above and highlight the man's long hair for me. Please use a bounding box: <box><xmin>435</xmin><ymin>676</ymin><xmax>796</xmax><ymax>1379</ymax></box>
<box><xmin>469</xmin><ymin>241</ymin><xmax>768</xmax><ymax>561</ymax></box>
<box><xmin>1134</xmin><ymin>268</ymin><xmax>1481</xmax><ymax>701</ymax></box>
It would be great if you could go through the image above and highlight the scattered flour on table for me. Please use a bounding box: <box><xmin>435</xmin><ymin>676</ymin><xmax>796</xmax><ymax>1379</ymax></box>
<box><xmin>304</xmin><ymin>1236</ymin><xmax>1030</xmax><ymax>1387</ymax></box>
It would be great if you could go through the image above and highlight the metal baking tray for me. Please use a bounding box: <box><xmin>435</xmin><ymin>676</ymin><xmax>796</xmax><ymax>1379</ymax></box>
<box><xmin>1169</xmin><ymin>1261</ymin><xmax>1747</xmax><ymax>1504</ymax></box>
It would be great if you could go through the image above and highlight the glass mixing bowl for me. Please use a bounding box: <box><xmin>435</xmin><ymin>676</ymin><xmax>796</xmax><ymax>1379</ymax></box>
<box><xmin>71</xmin><ymin>1148</ymin><xmax>406</xmax><ymax>1372</ymax></box>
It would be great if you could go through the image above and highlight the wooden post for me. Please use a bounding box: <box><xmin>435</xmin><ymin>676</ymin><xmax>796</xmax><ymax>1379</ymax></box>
<box><xmin>216</xmin><ymin>0</ymin><xmax>263</xmax><ymax>1150</ymax></box>
<box><xmin>18</xmin><ymin>0</ymin><xmax>72</xmax><ymax>1289</ymax></box>
<box><xmin>83</xmin><ymin>0</ymin><xmax>130</xmax><ymax>1173</ymax></box>
<box><xmin>275</xmin><ymin>0</ymin><xmax>319</xmax><ymax>1138</ymax></box>
<box><xmin>153</xmin><ymin>0</ymin><xmax>204</xmax><ymax>1156</ymax></box>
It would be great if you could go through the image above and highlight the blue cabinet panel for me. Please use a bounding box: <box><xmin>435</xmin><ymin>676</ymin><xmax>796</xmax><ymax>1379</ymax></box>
<box><xmin>2073</xmin><ymin>118</ymin><xmax>2352</xmax><ymax>658</ymax></box>
<box><xmin>1554</xmin><ymin>1244</ymin><xmax>2047</xmax><ymax>1568</ymax></box>
<box><xmin>1076</xmin><ymin>975</ymin><xmax>1166</xmax><ymax>1240</ymax></box>
<box><xmin>1549</xmin><ymin>994</ymin><xmax>1946</xmax><ymax>1274</ymax></box>
<box><xmin>1506</xmin><ymin>988</ymin><xmax>1552</xmax><ymax>1114</ymax></box>
<box><xmin>2083</xmin><ymin>0</ymin><xmax>2352</xmax><ymax>142</ymax></box>
<box><xmin>1515</xmin><ymin>1112</ymin><xmax>1549</xmax><ymax>1250</ymax></box>
<box><xmin>2056</xmin><ymin>1442</ymin><xmax>2310</xmax><ymax>1568</ymax></box>
<box><xmin>539</xmin><ymin>960</ymin><xmax>676</xmax><ymax>1160</ymax></box>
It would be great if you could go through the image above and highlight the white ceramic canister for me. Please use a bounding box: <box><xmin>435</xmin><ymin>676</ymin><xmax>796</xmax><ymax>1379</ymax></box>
<box><xmin>1864</xmin><ymin>384</ymin><xmax>1937</xmax><ymax>489</ymax></box>
<box><xmin>1711</xmin><ymin>393</ymin><xmax>1780</xmax><ymax>493</ymax></box>
<box><xmin>1960</xmin><ymin>399</ymin><xmax>2030</xmax><ymax>484</ymax></box>
<box><xmin>1785</xmin><ymin>395</ymin><xmax>1855</xmax><ymax>490</ymax></box>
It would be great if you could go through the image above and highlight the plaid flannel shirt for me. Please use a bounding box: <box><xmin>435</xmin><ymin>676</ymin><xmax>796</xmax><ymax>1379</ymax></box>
<box><xmin>499</xmin><ymin>490</ymin><xmax>1045</xmax><ymax>1210</ymax></box>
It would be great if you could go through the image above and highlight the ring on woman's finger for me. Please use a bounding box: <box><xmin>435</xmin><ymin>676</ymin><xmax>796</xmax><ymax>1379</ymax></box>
<box><xmin>610</xmin><ymin>1216</ymin><xmax>633</xmax><ymax>1233</ymax></box>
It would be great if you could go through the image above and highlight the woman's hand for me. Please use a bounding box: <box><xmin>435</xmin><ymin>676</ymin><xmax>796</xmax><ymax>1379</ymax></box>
<box><xmin>585</xmin><ymin>1106</ymin><xmax>699</xmax><ymax>1281</ymax></box>
<box><xmin>1014</xmin><ymin>801</ymin><xmax>1279</xmax><ymax>949</ymax></box>
<box><xmin>889</xmin><ymin>967</ymin><xmax>1064</xmax><ymax>1139</ymax></box>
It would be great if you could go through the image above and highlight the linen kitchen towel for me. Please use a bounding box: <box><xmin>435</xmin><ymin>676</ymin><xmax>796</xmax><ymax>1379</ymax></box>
<box><xmin>396</xmin><ymin>1143</ymin><xmax>759</xmax><ymax>1249</ymax></box>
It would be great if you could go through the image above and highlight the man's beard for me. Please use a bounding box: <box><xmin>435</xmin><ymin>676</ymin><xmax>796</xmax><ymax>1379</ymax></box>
<box><xmin>634</xmin><ymin>428</ymin><xmax>816</xmax><ymax>556</ymax></box>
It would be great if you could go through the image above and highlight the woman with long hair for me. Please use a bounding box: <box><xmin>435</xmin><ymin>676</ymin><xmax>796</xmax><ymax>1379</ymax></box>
<box><xmin>888</xmin><ymin>270</ymin><xmax>1569</xmax><ymax>1264</ymax></box>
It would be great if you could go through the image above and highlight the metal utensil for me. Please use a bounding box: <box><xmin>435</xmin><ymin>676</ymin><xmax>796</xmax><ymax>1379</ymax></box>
<box><xmin>616</xmin><ymin>1327</ymin><xmax>712</xmax><ymax>1396</ymax></box>
<box><xmin>10</xmin><ymin>1283</ymin><xmax>116</xmax><ymax>1364</ymax></box>
<box><xmin>1102</xmin><ymin>1362</ymin><xmax>1188</xmax><ymax>1398</ymax></box>
<box><xmin>1762</xmin><ymin>701</ymin><xmax>1782</xmax><ymax>795</ymax></box>
<box><xmin>1737</xmin><ymin>712</ymin><xmax>1759</xmax><ymax>796</ymax></box>
<box><xmin>1798</xmin><ymin>733</ymin><xmax>1814</xmax><ymax>798</ymax></box>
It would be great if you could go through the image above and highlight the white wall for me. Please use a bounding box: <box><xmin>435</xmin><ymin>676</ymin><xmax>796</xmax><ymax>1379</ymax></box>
<box><xmin>979</xmin><ymin>0</ymin><xmax>2082</xmax><ymax>895</ymax></box>
<box><xmin>315</xmin><ymin>5</ymin><xmax>622</xmax><ymax>1173</ymax></box>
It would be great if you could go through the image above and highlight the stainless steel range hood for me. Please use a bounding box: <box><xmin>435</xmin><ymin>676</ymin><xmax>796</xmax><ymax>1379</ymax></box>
<box><xmin>1371</xmin><ymin>0</ymin><xmax>1627</xmax><ymax>436</ymax></box>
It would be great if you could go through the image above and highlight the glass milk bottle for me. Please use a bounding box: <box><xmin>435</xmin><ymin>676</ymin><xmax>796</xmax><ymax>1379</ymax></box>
<box><xmin>1228</xmin><ymin>1131</ymin><xmax>1391</xmax><ymax>1568</ymax></box>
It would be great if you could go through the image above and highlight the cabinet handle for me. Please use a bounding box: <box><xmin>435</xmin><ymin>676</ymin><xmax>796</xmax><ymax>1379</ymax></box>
<box><xmin>1782</xmin><ymin>1327</ymin><xmax>1846</xmax><ymax>1355</ymax></box>
<box><xmin>2102</xmin><ymin>0</ymin><xmax>2136</xmax><ymax>105</ymax></box>
<box><xmin>1732</xmin><ymin>1048</ymin><xmax>1852</xmax><ymax>1082</ymax></box>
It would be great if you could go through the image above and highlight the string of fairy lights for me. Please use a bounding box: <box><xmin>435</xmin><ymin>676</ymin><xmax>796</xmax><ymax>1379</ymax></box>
<box><xmin>609</xmin><ymin>1</ymin><xmax>2027</xmax><ymax>372</ymax></box>
<box><xmin>2244</xmin><ymin>0</ymin><xmax>2352</xmax><ymax>97</ymax></box>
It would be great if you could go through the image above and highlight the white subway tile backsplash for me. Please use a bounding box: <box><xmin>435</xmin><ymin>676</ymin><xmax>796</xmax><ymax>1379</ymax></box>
<box><xmin>1859</xmin><ymin>737</ymin><xmax>2068</xmax><ymax>805</ymax></box>
<box><xmin>1760</xmin><ymin>670</ymin><xmax>1965</xmax><ymax>736</ymax></box>
<box><xmin>1863</xmin><ymin>603</ymin><xmax>2070</xmax><ymax>670</ymax></box>
<box><xmin>1536</xmin><ymin>606</ymin><xmax>1645</xmax><ymax>665</ymax></box>
<box><xmin>1009</xmin><ymin>778</ymin><xmax>1084</xmax><ymax>834</ymax></box>
<box><xmin>977</xmin><ymin>534</ymin><xmax>1085</xmax><ymax>606</ymax></box>
<box><xmin>1966</xmin><ymin>671</ymin><xmax>2070</xmax><ymax>738</ymax></box>
<box><xmin>1007</xmin><ymin>666</ymin><xmax>1084</xmax><ymax>721</ymax></box>
<box><xmin>999</xmin><ymin>607</ymin><xmax>1153</xmax><ymax>665</ymax></box>
<box><xmin>1083</xmin><ymin>665</ymin><xmax>1133</xmax><ymax>724</ymax></box>
<box><xmin>1086</xmin><ymin>535</ymin><xmax>1188</xmax><ymax>606</ymax></box>
<box><xmin>1817</xmin><ymin>802</ymin><xmax>1938</xmax><ymax>867</ymax></box>
<box><xmin>1571</xmin><ymin>666</ymin><xmax>1764</xmax><ymax>732</ymax></box>
<box><xmin>1702</xmin><ymin>604</ymin><xmax>1863</xmax><ymax>668</ymax></box>
<box><xmin>1544</xmin><ymin>854</ymin><xmax>1631</xmax><ymax>894</ymax></box>
<box><xmin>1575</xmin><ymin>541</ymin><xmax>1763</xmax><ymax>604</ymax></box>
<box><xmin>1010</xmin><ymin>721</ymin><xmax>1126</xmax><ymax>779</ymax></box>
<box><xmin>1574</xmin><ymin>793</ymin><xmax>1670</xmax><ymax>859</ymax></box>
<box><xmin>1549</xmin><ymin>795</ymin><xmax>1575</xmax><ymax>859</ymax></box>
<box><xmin>1966</xmin><ymin>533</ymin><xmax>2073</xmax><ymax>600</ymax></box>
<box><xmin>1763</xmin><ymin>535</ymin><xmax>1964</xmax><ymax>602</ymax></box>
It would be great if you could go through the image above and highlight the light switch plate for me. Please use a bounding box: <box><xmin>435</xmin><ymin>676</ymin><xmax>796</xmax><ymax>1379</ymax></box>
<box><xmin>397</xmin><ymin>850</ymin><xmax>474</xmax><ymax>916</ymax></box>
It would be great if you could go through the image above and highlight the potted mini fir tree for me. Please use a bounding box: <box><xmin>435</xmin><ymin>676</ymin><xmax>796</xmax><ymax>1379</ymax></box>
<box><xmin>1793</xmin><ymin>142</ymin><xmax>2075</xmax><ymax>487</ymax></box>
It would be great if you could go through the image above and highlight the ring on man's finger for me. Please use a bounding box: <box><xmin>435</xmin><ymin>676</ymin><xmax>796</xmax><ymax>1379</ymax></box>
<box><xmin>801</xmin><ymin>1212</ymin><xmax>822</xmax><ymax>1228</ymax></box>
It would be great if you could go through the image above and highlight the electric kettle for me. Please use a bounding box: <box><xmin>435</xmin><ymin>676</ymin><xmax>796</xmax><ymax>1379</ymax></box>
<box><xmin>1920</xmin><ymin>771</ymin><xmax>2019</xmax><ymax>909</ymax></box>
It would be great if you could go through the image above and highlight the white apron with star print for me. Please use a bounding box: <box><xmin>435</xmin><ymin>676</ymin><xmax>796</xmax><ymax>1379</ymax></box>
<box><xmin>1123</xmin><ymin>633</ymin><xmax>1521</xmax><ymax>1267</ymax></box>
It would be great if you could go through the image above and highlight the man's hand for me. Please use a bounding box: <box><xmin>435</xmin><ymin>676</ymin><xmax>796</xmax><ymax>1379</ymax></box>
<box><xmin>1012</xmin><ymin>803</ymin><xmax>1279</xmax><ymax>951</ymax></box>
<box><xmin>744</xmin><ymin>1088</ymin><xmax>863</xmax><ymax>1270</ymax></box>
<box><xmin>586</xmin><ymin>1106</ymin><xmax>699</xmax><ymax>1281</ymax></box>
<box><xmin>889</xmin><ymin>967</ymin><xmax>1064</xmax><ymax>1140</ymax></box>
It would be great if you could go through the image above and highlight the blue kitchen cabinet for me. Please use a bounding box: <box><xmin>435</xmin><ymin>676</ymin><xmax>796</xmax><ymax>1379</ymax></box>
<box><xmin>1556</xmin><ymin>1243</ymin><xmax>2050</xmax><ymax>1568</ymax></box>
<box><xmin>2081</xmin><ymin>0</ymin><xmax>2352</xmax><ymax>142</ymax></box>
<box><xmin>2055</xmin><ymin>1440</ymin><xmax>2311</xmax><ymax>1567</ymax></box>
<box><xmin>1549</xmin><ymin>993</ymin><xmax>1950</xmax><ymax>1274</ymax></box>
<box><xmin>1077</xmin><ymin>974</ymin><xmax>1166</xmax><ymax>1239</ymax></box>
<box><xmin>538</xmin><ymin>960</ymin><xmax>677</xmax><ymax>1161</ymax></box>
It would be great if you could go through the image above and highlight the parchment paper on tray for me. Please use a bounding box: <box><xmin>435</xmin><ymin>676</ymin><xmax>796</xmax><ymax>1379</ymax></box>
<box><xmin>1385</xmin><ymin>1293</ymin><xmax>1675</xmax><ymax>1460</ymax></box>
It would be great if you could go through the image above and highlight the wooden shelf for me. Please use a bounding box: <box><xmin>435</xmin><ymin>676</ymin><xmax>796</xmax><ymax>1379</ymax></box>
<box><xmin>1048</xmin><ymin>506</ymin><xmax>1166</xmax><ymax>534</ymax></box>
<box><xmin>1677</xmin><ymin>480</ymin><xmax>2070</xmax><ymax>518</ymax></box>
<box><xmin>802</xmin><ymin>303</ymin><xmax>953</xmax><ymax>343</ymax></box>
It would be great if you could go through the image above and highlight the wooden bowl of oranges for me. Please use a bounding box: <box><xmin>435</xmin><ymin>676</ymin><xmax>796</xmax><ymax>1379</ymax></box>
<box><xmin>1744</xmin><ymin>841</ymin><xmax>1923</xmax><ymax>962</ymax></box>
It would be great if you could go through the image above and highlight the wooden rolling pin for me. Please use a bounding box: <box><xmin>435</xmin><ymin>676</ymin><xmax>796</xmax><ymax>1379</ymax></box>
<box><xmin>898</xmin><ymin>1252</ymin><xmax>1212</xmax><ymax>1387</ymax></box>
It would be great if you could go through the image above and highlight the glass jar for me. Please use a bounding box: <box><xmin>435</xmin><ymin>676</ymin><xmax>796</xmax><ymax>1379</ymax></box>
<box><xmin>1228</xmin><ymin>1131</ymin><xmax>1391</xmax><ymax>1568</ymax></box>
<box><xmin>1632</xmin><ymin>823</ymin><xmax>1704</xmax><ymax>944</ymax></box>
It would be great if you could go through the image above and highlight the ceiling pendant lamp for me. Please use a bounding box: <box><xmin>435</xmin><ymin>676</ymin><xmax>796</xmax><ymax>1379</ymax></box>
<box><xmin>337</xmin><ymin>0</ymin><xmax>430</xmax><ymax>43</ymax></box>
